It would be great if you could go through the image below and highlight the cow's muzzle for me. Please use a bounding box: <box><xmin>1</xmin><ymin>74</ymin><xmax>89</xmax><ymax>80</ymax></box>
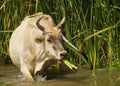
<box><xmin>60</xmin><ymin>51</ymin><xmax>67</xmax><ymax>59</ymax></box>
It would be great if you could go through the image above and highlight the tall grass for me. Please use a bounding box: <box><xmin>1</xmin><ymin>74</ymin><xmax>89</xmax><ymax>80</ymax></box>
<box><xmin>0</xmin><ymin>0</ymin><xmax>120</xmax><ymax>69</ymax></box>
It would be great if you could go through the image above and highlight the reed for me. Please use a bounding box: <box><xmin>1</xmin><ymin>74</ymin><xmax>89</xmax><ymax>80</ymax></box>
<box><xmin>0</xmin><ymin>0</ymin><xmax>120</xmax><ymax>69</ymax></box>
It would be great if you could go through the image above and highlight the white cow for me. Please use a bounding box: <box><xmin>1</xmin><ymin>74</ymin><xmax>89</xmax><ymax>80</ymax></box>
<box><xmin>9</xmin><ymin>12</ymin><xmax>67</xmax><ymax>82</ymax></box>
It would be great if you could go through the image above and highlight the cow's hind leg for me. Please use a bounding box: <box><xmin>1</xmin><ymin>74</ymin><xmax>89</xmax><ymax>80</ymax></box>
<box><xmin>20</xmin><ymin>56</ymin><xmax>34</xmax><ymax>82</ymax></box>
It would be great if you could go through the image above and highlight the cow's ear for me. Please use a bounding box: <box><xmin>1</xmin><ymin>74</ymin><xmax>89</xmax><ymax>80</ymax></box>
<box><xmin>35</xmin><ymin>36</ymin><xmax>44</xmax><ymax>44</ymax></box>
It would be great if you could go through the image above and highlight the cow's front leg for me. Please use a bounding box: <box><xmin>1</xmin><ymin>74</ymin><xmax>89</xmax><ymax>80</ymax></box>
<box><xmin>34</xmin><ymin>60</ymin><xmax>47</xmax><ymax>82</ymax></box>
<box><xmin>20</xmin><ymin>56</ymin><xmax>34</xmax><ymax>82</ymax></box>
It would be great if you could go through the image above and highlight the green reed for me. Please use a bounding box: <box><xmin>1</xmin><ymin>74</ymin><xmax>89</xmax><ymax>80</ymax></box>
<box><xmin>0</xmin><ymin>0</ymin><xmax>120</xmax><ymax>69</ymax></box>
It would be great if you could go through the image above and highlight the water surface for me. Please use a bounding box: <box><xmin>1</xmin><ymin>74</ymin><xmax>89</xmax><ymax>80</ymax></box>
<box><xmin>0</xmin><ymin>66</ymin><xmax>120</xmax><ymax>86</ymax></box>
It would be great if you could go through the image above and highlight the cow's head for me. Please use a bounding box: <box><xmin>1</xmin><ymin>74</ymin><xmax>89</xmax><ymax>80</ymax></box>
<box><xmin>35</xmin><ymin>14</ymin><xmax>67</xmax><ymax>60</ymax></box>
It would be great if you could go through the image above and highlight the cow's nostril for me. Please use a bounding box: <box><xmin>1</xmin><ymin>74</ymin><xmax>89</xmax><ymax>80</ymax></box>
<box><xmin>60</xmin><ymin>52</ymin><xmax>67</xmax><ymax>58</ymax></box>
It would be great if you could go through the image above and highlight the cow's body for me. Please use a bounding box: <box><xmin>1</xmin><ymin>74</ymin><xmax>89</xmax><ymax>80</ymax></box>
<box><xmin>9</xmin><ymin>12</ymin><xmax>67</xmax><ymax>82</ymax></box>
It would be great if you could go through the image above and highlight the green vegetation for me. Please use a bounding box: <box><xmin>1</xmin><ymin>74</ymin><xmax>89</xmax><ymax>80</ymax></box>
<box><xmin>0</xmin><ymin>0</ymin><xmax>120</xmax><ymax>70</ymax></box>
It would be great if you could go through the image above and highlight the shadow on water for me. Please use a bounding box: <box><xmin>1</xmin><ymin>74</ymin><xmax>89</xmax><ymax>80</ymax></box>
<box><xmin>0</xmin><ymin>66</ymin><xmax>120</xmax><ymax>86</ymax></box>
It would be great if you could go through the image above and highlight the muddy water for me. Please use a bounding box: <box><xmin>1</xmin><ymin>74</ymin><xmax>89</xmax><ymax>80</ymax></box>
<box><xmin>0</xmin><ymin>66</ymin><xmax>120</xmax><ymax>86</ymax></box>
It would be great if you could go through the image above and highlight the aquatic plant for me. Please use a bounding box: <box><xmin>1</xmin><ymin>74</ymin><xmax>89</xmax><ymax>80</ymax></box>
<box><xmin>0</xmin><ymin>0</ymin><xmax>120</xmax><ymax>70</ymax></box>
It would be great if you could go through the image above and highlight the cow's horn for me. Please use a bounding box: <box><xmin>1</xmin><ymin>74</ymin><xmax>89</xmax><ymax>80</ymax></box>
<box><xmin>60</xmin><ymin>33</ymin><xmax>80</xmax><ymax>52</ymax></box>
<box><xmin>56</xmin><ymin>15</ymin><xmax>65</xmax><ymax>28</ymax></box>
<box><xmin>56</xmin><ymin>9</ymin><xmax>66</xmax><ymax>28</ymax></box>
<box><xmin>36</xmin><ymin>16</ymin><xmax>45</xmax><ymax>31</ymax></box>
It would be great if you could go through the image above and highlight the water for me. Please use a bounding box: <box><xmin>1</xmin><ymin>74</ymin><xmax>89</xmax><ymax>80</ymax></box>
<box><xmin>0</xmin><ymin>66</ymin><xmax>120</xmax><ymax>86</ymax></box>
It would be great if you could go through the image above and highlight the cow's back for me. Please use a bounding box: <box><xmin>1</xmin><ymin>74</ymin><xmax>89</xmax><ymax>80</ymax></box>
<box><xmin>9</xmin><ymin>19</ymin><xmax>29</xmax><ymax>67</ymax></box>
<box><xmin>9</xmin><ymin>14</ymin><xmax>43</xmax><ymax>67</ymax></box>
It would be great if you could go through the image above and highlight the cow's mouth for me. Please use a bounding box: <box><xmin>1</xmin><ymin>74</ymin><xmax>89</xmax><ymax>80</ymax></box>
<box><xmin>59</xmin><ymin>51</ymin><xmax>67</xmax><ymax>59</ymax></box>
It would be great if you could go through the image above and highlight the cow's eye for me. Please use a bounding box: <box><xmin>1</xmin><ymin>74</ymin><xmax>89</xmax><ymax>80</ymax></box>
<box><xmin>47</xmin><ymin>39</ymin><xmax>53</xmax><ymax>43</ymax></box>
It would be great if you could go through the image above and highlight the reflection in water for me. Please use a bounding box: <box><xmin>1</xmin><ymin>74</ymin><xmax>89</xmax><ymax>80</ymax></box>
<box><xmin>0</xmin><ymin>66</ymin><xmax>120</xmax><ymax>86</ymax></box>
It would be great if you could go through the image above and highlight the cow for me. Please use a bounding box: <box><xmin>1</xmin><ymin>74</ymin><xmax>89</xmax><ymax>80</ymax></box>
<box><xmin>9</xmin><ymin>12</ymin><xmax>67</xmax><ymax>82</ymax></box>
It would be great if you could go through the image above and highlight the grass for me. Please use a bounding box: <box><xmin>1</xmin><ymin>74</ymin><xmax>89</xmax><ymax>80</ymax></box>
<box><xmin>0</xmin><ymin>0</ymin><xmax>120</xmax><ymax>70</ymax></box>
